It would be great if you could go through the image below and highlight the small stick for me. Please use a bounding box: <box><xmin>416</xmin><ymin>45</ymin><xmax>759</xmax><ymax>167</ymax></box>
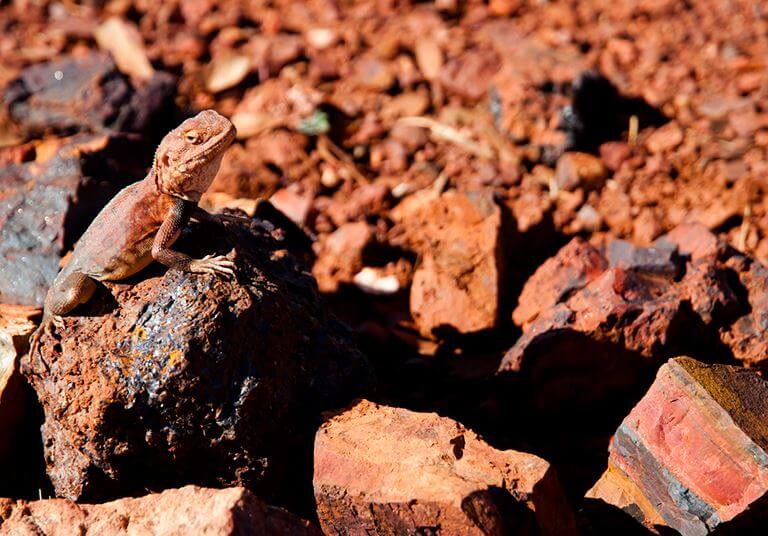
<box><xmin>628</xmin><ymin>115</ymin><xmax>639</xmax><ymax>146</ymax></box>
<box><xmin>738</xmin><ymin>204</ymin><xmax>752</xmax><ymax>252</ymax></box>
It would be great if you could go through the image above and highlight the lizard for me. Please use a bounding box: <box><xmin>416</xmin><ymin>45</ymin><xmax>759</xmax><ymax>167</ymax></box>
<box><xmin>29</xmin><ymin>109</ymin><xmax>242</xmax><ymax>363</ymax></box>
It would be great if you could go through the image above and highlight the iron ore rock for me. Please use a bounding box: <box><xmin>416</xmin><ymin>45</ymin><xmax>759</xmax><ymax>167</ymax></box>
<box><xmin>21</xmin><ymin>213</ymin><xmax>374</xmax><ymax>504</ymax></box>
<box><xmin>587</xmin><ymin>357</ymin><xmax>768</xmax><ymax>534</ymax></box>
<box><xmin>3</xmin><ymin>52</ymin><xmax>175</xmax><ymax>138</ymax></box>
<box><xmin>314</xmin><ymin>400</ymin><xmax>577</xmax><ymax>535</ymax></box>
<box><xmin>0</xmin><ymin>485</ymin><xmax>322</xmax><ymax>535</ymax></box>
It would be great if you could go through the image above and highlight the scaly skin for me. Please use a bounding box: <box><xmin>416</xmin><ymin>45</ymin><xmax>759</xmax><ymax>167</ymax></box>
<box><xmin>29</xmin><ymin>109</ymin><xmax>242</xmax><ymax>363</ymax></box>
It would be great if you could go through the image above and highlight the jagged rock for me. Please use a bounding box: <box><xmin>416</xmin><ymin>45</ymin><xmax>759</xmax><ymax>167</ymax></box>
<box><xmin>3</xmin><ymin>52</ymin><xmax>175</xmax><ymax>138</ymax></box>
<box><xmin>500</xmin><ymin>227</ymin><xmax>745</xmax><ymax>410</ymax></box>
<box><xmin>312</xmin><ymin>221</ymin><xmax>373</xmax><ymax>293</ymax></box>
<box><xmin>587</xmin><ymin>357</ymin><xmax>768</xmax><ymax>535</ymax></box>
<box><xmin>21</xmin><ymin>217</ymin><xmax>374</xmax><ymax>504</ymax></box>
<box><xmin>390</xmin><ymin>189</ymin><xmax>503</xmax><ymax>337</ymax></box>
<box><xmin>0</xmin><ymin>135</ymin><xmax>147</xmax><ymax>306</ymax></box>
<box><xmin>0</xmin><ymin>485</ymin><xmax>321</xmax><ymax>535</ymax></box>
<box><xmin>314</xmin><ymin>400</ymin><xmax>577</xmax><ymax>535</ymax></box>
<box><xmin>606</xmin><ymin>239</ymin><xmax>681</xmax><ymax>278</ymax></box>
<box><xmin>512</xmin><ymin>237</ymin><xmax>607</xmax><ymax>328</ymax></box>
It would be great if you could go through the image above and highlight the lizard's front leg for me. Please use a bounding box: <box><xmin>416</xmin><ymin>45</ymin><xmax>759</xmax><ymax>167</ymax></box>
<box><xmin>152</xmin><ymin>200</ymin><xmax>235</xmax><ymax>278</ymax></box>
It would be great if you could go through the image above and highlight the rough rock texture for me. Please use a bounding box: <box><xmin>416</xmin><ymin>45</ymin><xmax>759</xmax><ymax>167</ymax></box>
<box><xmin>512</xmin><ymin>237</ymin><xmax>607</xmax><ymax>328</ymax></box>
<box><xmin>314</xmin><ymin>400</ymin><xmax>577</xmax><ymax>535</ymax></box>
<box><xmin>0</xmin><ymin>135</ymin><xmax>148</xmax><ymax>306</ymax></box>
<box><xmin>499</xmin><ymin>224</ymin><xmax>768</xmax><ymax>409</ymax></box>
<box><xmin>587</xmin><ymin>357</ymin><xmax>768</xmax><ymax>535</ymax></box>
<box><xmin>312</xmin><ymin>221</ymin><xmax>373</xmax><ymax>293</ymax></box>
<box><xmin>0</xmin><ymin>485</ymin><xmax>321</xmax><ymax>535</ymax></box>
<box><xmin>21</xmin><ymin>215</ymin><xmax>374</xmax><ymax>503</ymax></box>
<box><xmin>390</xmin><ymin>189</ymin><xmax>503</xmax><ymax>337</ymax></box>
<box><xmin>3</xmin><ymin>52</ymin><xmax>175</xmax><ymax>137</ymax></box>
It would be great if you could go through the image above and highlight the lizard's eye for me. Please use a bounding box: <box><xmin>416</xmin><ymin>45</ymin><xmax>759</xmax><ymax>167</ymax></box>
<box><xmin>184</xmin><ymin>130</ymin><xmax>201</xmax><ymax>143</ymax></box>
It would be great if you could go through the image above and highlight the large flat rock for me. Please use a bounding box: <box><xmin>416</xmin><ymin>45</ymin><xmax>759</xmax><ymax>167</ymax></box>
<box><xmin>314</xmin><ymin>400</ymin><xmax>577</xmax><ymax>535</ymax></box>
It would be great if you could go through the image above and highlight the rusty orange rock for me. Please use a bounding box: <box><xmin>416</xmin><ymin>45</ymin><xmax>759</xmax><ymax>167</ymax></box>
<box><xmin>391</xmin><ymin>189</ymin><xmax>503</xmax><ymax>337</ymax></box>
<box><xmin>0</xmin><ymin>485</ymin><xmax>321</xmax><ymax>535</ymax></box>
<box><xmin>314</xmin><ymin>400</ymin><xmax>577</xmax><ymax>535</ymax></box>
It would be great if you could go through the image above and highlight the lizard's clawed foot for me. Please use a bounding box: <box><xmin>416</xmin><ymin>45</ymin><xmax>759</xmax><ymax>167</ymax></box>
<box><xmin>190</xmin><ymin>254</ymin><xmax>236</xmax><ymax>278</ymax></box>
<box><xmin>51</xmin><ymin>314</ymin><xmax>65</xmax><ymax>331</ymax></box>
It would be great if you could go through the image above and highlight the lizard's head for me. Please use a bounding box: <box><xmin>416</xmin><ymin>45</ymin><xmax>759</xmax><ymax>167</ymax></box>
<box><xmin>153</xmin><ymin>110</ymin><xmax>237</xmax><ymax>202</ymax></box>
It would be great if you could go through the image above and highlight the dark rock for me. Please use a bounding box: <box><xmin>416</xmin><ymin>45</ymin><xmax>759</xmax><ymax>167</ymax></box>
<box><xmin>21</xmin><ymin>216</ymin><xmax>374</xmax><ymax>505</ymax></box>
<box><xmin>606</xmin><ymin>239</ymin><xmax>681</xmax><ymax>278</ymax></box>
<box><xmin>3</xmin><ymin>52</ymin><xmax>175</xmax><ymax>138</ymax></box>
<box><xmin>0</xmin><ymin>135</ymin><xmax>148</xmax><ymax>306</ymax></box>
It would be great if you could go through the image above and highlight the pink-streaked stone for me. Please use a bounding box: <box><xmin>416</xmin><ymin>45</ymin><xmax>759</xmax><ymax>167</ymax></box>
<box><xmin>588</xmin><ymin>357</ymin><xmax>768</xmax><ymax>534</ymax></box>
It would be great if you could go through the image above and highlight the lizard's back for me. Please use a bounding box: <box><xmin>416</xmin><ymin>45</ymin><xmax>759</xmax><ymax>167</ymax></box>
<box><xmin>58</xmin><ymin>177</ymin><xmax>176</xmax><ymax>283</ymax></box>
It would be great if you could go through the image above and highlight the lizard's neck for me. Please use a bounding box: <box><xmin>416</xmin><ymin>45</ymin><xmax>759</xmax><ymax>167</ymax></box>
<box><xmin>148</xmin><ymin>167</ymin><xmax>201</xmax><ymax>205</ymax></box>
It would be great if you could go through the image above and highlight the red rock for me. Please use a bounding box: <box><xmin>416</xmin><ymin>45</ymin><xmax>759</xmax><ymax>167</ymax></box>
<box><xmin>440</xmin><ymin>49</ymin><xmax>501</xmax><ymax>101</ymax></box>
<box><xmin>21</xmin><ymin>218</ymin><xmax>372</xmax><ymax>503</ymax></box>
<box><xmin>599</xmin><ymin>141</ymin><xmax>632</xmax><ymax>172</ymax></box>
<box><xmin>413</xmin><ymin>38</ymin><xmax>443</xmax><ymax>80</ymax></box>
<box><xmin>270</xmin><ymin>185</ymin><xmax>314</xmax><ymax>227</ymax></box>
<box><xmin>325</xmin><ymin>183</ymin><xmax>391</xmax><ymax>227</ymax></box>
<box><xmin>644</xmin><ymin>122</ymin><xmax>684</xmax><ymax>154</ymax></box>
<box><xmin>656</xmin><ymin>222</ymin><xmax>722</xmax><ymax>261</ymax></box>
<box><xmin>500</xmin><ymin>262</ymin><xmax>707</xmax><ymax>410</ymax></box>
<box><xmin>353</xmin><ymin>57</ymin><xmax>395</xmax><ymax>91</ymax></box>
<box><xmin>720</xmin><ymin>256</ymin><xmax>768</xmax><ymax>367</ymax></box>
<box><xmin>391</xmin><ymin>189</ymin><xmax>503</xmax><ymax>336</ymax></box>
<box><xmin>587</xmin><ymin>357</ymin><xmax>768</xmax><ymax>534</ymax></box>
<box><xmin>488</xmin><ymin>0</ymin><xmax>521</xmax><ymax>17</ymax></box>
<box><xmin>555</xmin><ymin>152</ymin><xmax>606</xmax><ymax>192</ymax></box>
<box><xmin>512</xmin><ymin>237</ymin><xmax>608</xmax><ymax>328</ymax></box>
<box><xmin>314</xmin><ymin>400</ymin><xmax>577</xmax><ymax>535</ymax></box>
<box><xmin>312</xmin><ymin>222</ymin><xmax>374</xmax><ymax>293</ymax></box>
<box><xmin>0</xmin><ymin>485</ymin><xmax>321</xmax><ymax>535</ymax></box>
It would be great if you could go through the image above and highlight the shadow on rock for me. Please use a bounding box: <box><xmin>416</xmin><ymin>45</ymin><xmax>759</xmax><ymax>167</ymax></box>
<box><xmin>21</xmin><ymin>207</ymin><xmax>374</xmax><ymax>514</ymax></box>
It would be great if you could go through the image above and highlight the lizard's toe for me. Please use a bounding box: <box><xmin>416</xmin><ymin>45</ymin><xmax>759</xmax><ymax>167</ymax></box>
<box><xmin>191</xmin><ymin>255</ymin><xmax>236</xmax><ymax>279</ymax></box>
<box><xmin>52</xmin><ymin>315</ymin><xmax>65</xmax><ymax>331</ymax></box>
